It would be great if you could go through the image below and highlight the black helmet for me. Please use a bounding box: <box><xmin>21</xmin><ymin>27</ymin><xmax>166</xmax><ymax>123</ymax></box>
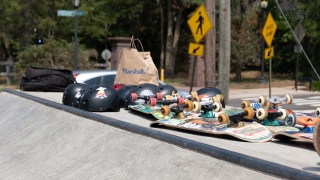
<box><xmin>62</xmin><ymin>83</ymin><xmax>88</xmax><ymax>106</ymax></box>
<box><xmin>78</xmin><ymin>85</ymin><xmax>121</xmax><ymax>112</ymax></box>
<box><xmin>72</xmin><ymin>85</ymin><xmax>93</xmax><ymax>108</ymax></box>
<box><xmin>117</xmin><ymin>85</ymin><xmax>138</xmax><ymax>107</ymax></box>
<box><xmin>124</xmin><ymin>83</ymin><xmax>159</xmax><ymax>108</ymax></box>
<box><xmin>196</xmin><ymin>87</ymin><xmax>225</xmax><ymax>108</ymax></box>
<box><xmin>156</xmin><ymin>84</ymin><xmax>178</xmax><ymax>97</ymax></box>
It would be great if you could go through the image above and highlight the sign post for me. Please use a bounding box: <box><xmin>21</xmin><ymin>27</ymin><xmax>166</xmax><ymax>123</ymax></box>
<box><xmin>187</xmin><ymin>4</ymin><xmax>212</xmax><ymax>93</ymax></box>
<box><xmin>262</xmin><ymin>12</ymin><xmax>277</xmax><ymax>98</ymax></box>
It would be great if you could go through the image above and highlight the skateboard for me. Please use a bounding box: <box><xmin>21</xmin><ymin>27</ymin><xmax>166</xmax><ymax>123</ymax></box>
<box><xmin>150</xmin><ymin>103</ymin><xmax>273</xmax><ymax>142</ymax></box>
<box><xmin>269</xmin><ymin>108</ymin><xmax>320</xmax><ymax>143</ymax></box>
<box><xmin>246</xmin><ymin>94</ymin><xmax>296</xmax><ymax>126</ymax></box>
<box><xmin>313</xmin><ymin>120</ymin><xmax>320</xmax><ymax>156</ymax></box>
<box><xmin>128</xmin><ymin>93</ymin><xmax>185</xmax><ymax>119</ymax></box>
<box><xmin>150</xmin><ymin>117</ymin><xmax>273</xmax><ymax>143</ymax></box>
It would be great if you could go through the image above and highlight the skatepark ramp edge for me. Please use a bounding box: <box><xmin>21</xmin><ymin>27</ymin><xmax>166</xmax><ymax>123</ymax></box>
<box><xmin>2</xmin><ymin>88</ymin><xmax>320</xmax><ymax>180</ymax></box>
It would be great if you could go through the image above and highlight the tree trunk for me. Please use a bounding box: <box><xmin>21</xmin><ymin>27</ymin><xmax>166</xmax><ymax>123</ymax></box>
<box><xmin>171</xmin><ymin>4</ymin><xmax>183</xmax><ymax>76</ymax></box>
<box><xmin>205</xmin><ymin>0</ymin><xmax>215</xmax><ymax>87</ymax></box>
<box><xmin>160</xmin><ymin>0</ymin><xmax>165</xmax><ymax>70</ymax></box>
<box><xmin>218</xmin><ymin>0</ymin><xmax>231</xmax><ymax>104</ymax></box>
<box><xmin>164</xmin><ymin>0</ymin><xmax>174</xmax><ymax>77</ymax></box>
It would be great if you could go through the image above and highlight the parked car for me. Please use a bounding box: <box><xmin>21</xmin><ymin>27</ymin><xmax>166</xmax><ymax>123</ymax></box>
<box><xmin>73</xmin><ymin>70</ymin><xmax>189</xmax><ymax>96</ymax></box>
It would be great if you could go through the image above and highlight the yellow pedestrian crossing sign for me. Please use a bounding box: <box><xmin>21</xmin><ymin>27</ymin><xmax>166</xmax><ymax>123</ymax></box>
<box><xmin>187</xmin><ymin>4</ymin><xmax>212</xmax><ymax>43</ymax></box>
<box><xmin>188</xmin><ymin>42</ymin><xmax>204</xmax><ymax>57</ymax></box>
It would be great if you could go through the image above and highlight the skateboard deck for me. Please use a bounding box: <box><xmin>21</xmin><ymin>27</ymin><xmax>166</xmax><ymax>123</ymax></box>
<box><xmin>150</xmin><ymin>117</ymin><xmax>273</xmax><ymax>142</ymax></box>
<box><xmin>128</xmin><ymin>104</ymin><xmax>175</xmax><ymax>119</ymax></box>
<box><xmin>268</xmin><ymin>126</ymin><xmax>313</xmax><ymax>142</ymax></box>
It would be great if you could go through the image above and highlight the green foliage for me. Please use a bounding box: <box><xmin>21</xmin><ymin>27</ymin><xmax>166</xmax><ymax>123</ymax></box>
<box><xmin>15</xmin><ymin>38</ymin><xmax>97</xmax><ymax>73</ymax></box>
<box><xmin>312</xmin><ymin>81</ymin><xmax>320</xmax><ymax>92</ymax></box>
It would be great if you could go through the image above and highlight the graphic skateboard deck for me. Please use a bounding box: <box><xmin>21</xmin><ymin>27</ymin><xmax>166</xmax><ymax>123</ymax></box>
<box><xmin>128</xmin><ymin>104</ymin><xmax>175</xmax><ymax>119</ymax></box>
<box><xmin>268</xmin><ymin>126</ymin><xmax>313</xmax><ymax>142</ymax></box>
<box><xmin>150</xmin><ymin>117</ymin><xmax>273</xmax><ymax>142</ymax></box>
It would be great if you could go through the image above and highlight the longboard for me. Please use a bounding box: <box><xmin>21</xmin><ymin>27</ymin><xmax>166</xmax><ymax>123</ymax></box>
<box><xmin>150</xmin><ymin>117</ymin><xmax>273</xmax><ymax>142</ymax></box>
<box><xmin>128</xmin><ymin>104</ymin><xmax>175</xmax><ymax>119</ymax></box>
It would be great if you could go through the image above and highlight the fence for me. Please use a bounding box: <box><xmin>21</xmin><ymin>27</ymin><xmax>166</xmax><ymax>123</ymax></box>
<box><xmin>0</xmin><ymin>57</ymin><xmax>16</xmax><ymax>85</ymax></box>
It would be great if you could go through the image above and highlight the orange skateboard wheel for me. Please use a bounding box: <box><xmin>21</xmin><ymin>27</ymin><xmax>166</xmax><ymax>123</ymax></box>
<box><xmin>131</xmin><ymin>93</ymin><xmax>137</xmax><ymax>101</ymax></box>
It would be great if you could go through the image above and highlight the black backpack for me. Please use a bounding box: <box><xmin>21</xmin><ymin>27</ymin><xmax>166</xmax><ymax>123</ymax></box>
<box><xmin>20</xmin><ymin>66</ymin><xmax>76</xmax><ymax>92</ymax></box>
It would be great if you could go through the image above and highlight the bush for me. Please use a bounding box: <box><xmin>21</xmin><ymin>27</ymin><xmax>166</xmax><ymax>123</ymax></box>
<box><xmin>15</xmin><ymin>38</ymin><xmax>97</xmax><ymax>74</ymax></box>
<box><xmin>312</xmin><ymin>81</ymin><xmax>320</xmax><ymax>91</ymax></box>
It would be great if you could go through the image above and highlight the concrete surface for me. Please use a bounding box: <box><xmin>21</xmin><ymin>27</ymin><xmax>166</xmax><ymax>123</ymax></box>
<box><xmin>0</xmin><ymin>91</ymin><xmax>283</xmax><ymax>180</ymax></box>
<box><xmin>1</xmin><ymin>89</ymin><xmax>320</xmax><ymax>179</ymax></box>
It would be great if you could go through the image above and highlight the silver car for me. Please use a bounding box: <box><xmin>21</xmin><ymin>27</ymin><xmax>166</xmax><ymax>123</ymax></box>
<box><xmin>73</xmin><ymin>70</ymin><xmax>189</xmax><ymax>96</ymax></box>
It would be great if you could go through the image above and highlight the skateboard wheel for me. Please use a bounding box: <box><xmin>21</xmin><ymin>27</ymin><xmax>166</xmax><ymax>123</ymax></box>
<box><xmin>191</xmin><ymin>91</ymin><xmax>198</xmax><ymax>99</ymax></box>
<box><xmin>177</xmin><ymin>97</ymin><xmax>185</xmax><ymax>105</ymax></box>
<box><xmin>265</xmin><ymin>102</ymin><xmax>272</xmax><ymax>109</ymax></box>
<box><xmin>193</xmin><ymin>102</ymin><xmax>201</xmax><ymax>112</ymax></box>
<box><xmin>213</xmin><ymin>102</ymin><xmax>222</xmax><ymax>112</ymax></box>
<box><xmin>316</xmin><ymin>107</ymin><xmax>320</xmax><ymax>117</ymax></box>
<box><xmin>156</xmin><ymin>92</ymin><xmax>163</xmax><ymax>100</ymax></box>
<box><xmin>193</xmin><ymin>96</ymin><xmax>201</xmax><ymax>102</ymax></box>
<box><xmin>284</xmin><ymin>94</ymin><xmax>293</xmax><ymax>104</ymax></box>
<box><xmin>218</xmin><ymin>113</ymin><xmax>229</xmax><ymax>125</ymax></box>
<box><xmin>244</xmin><ymin>107</ymin><xmax>255</xmax><ymax>119</ymax></box>
<box><xmin>278</xmin><ymin>109</ymin><xmax>288</xmax><ymax>120</ymax></box>
<box><xmin>241</xmin><ymin>100</ymin><xmax>251</xmax><ymax>109</ymax></box>
<box><xmin>285</xmin><ymin>113</ymin><xmax>297</xmax><ymax>127</ymax></box>
<box><xmin>217</xmin><ymin>94</ymin><xmax>224</xmax><ymax>102</ymax></box>
<box><xmin>185</xmin><ymin>100</ymin><xmax>194</xmax><ymax>111</ymax></box>
<box><xmin>149</xmin><ymin>97</ymin><xmax>157</xmax><ymax>107</ymax></box>
<box><xmin>131</xmin><ymin>93</ymin><xmax>137</xmax><ymax>101</ymax></box>
<box><xmin>258</xmin><ymin>96</ymin><xmax>267</xmax><ymax>106</ymax></box>
<box><xmin>161</xmin><ymin>105</ymin><xmax>171</xmax><ymax>116</ymax></box>
<box><xmin>256</xmin><ymin>108</ymin><xmax>268</xmax><ymax>120</ymax></box>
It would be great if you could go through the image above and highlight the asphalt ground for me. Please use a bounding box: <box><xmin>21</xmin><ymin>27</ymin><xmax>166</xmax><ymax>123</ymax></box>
<box><xmin>1</xmin><ymin>88</ymin><xmax>320</xmax><ymax>179</ymax></box>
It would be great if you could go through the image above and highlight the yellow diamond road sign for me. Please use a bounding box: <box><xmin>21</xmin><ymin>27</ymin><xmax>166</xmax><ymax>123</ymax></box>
<box><xmin>188</xmin><ymin>42</ymin><xmax>204</xmax><ymax>57</ymax></box>
<box><xmin>262</xmin><ymin>12</ymin><xmax>277</xmax><ymax>47</ymax></box>
<box><xmin>187</xmin><ymin>4</ymin><xmax>212</xmax><ymax>43</ymax></box>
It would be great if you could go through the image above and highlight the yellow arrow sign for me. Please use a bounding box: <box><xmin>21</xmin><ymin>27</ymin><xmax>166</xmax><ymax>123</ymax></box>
<box><xmin>188</xmin><ymin>42</ymin><xmax>204</xmax><ymax>56</ymax></box>
<box><xmin>187</xmin><ymin>4</ymin><xmax>212</xmax><ymax>43</ymax></box>
<box><xmin>264</xmin><ymin>46</ymin><xmax>274</xmax><ymax>59</ymax></box>
<box><xmin>262</xmin><ymin>12</ymin><xmax>277</xmax><ymax>47</ymax></box>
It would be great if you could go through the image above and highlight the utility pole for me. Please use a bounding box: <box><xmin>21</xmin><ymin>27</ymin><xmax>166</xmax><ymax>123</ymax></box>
<box><xmin>205</xmin><ymin>0</ymin><xmax>216</xmax><ymax>87</ymax></box>
<box><xmin>218</xmin><ymin>0</ymin><xmax>231</xmax><ymax>104</ymax></box>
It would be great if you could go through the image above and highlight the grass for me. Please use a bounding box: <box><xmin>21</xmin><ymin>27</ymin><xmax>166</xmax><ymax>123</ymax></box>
<box><xmin>0</xmin><ymin>70</ymin><xmax>299</xmax><ymax>92</ymax></box>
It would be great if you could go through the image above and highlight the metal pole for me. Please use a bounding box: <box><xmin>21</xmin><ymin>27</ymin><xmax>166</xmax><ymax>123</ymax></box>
<box><xmin>259</xmin><ymin>9</ymin><xmax>266</xmax><ymax>84</ymax></box>
<box><xmin>189</xmin><ymin>56</ymin><xmax>197</xmax><ymax>93</ymax></box>
<box><xmin>295</xmin><ymin>53</ymin><xmax>298</xmax><ymax>91</ymax></box>
<box><xmin>74</xmin><ymin>9</ymin><xmax>78</xmax><ymax>70</ymax></box>
<box><xmin>269</xmin><ymin>58</ymin><xmax>272</xmax><ymax>98</ymax></box>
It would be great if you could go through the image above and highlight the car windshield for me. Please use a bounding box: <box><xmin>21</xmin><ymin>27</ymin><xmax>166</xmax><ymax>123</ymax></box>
<box><xmin>84</xmin><ymin>74</ymin><xmax>116</xmax><ymax>86</ymax></box>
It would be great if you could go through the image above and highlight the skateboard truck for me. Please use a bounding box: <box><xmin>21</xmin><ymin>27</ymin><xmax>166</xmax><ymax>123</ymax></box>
<box><xmin>148</xmin><ymin>97</ymin><xmax>185</xmax><ymax>107</ymax></box>
<box><xmin>256</xmin><ymin>108</ymin><xmax>289</xmax><ymax>126</ymax></box>
<box><xmin>200</xmin><ymin>101</ymin><xmax>223</xmax><ymax>118</ymax></box>
<box><xmin>258</xmin><ymin>94</ymin><xmax>293</xmax><ymax>110</ymax></box>
<box><xmin>161</xmin><ymin>100</ymin><xmax>195</xmax><ymax>119</ymax></box>
<box><xmin>227</xmin><ymin>107</ymin><xmax>255</xmax><ymax>128</ymax></box>
<box><xmin>130</xmin><ymin>92</ymin><xmax>163</xmax><ymax>108</ymax></box>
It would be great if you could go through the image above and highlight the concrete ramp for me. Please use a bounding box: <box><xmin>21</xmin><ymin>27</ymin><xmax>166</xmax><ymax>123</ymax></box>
<box><xmin>0</xmin><ymin>90</ymin><xmax>316</xmax><ymax>179</ymax></box>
